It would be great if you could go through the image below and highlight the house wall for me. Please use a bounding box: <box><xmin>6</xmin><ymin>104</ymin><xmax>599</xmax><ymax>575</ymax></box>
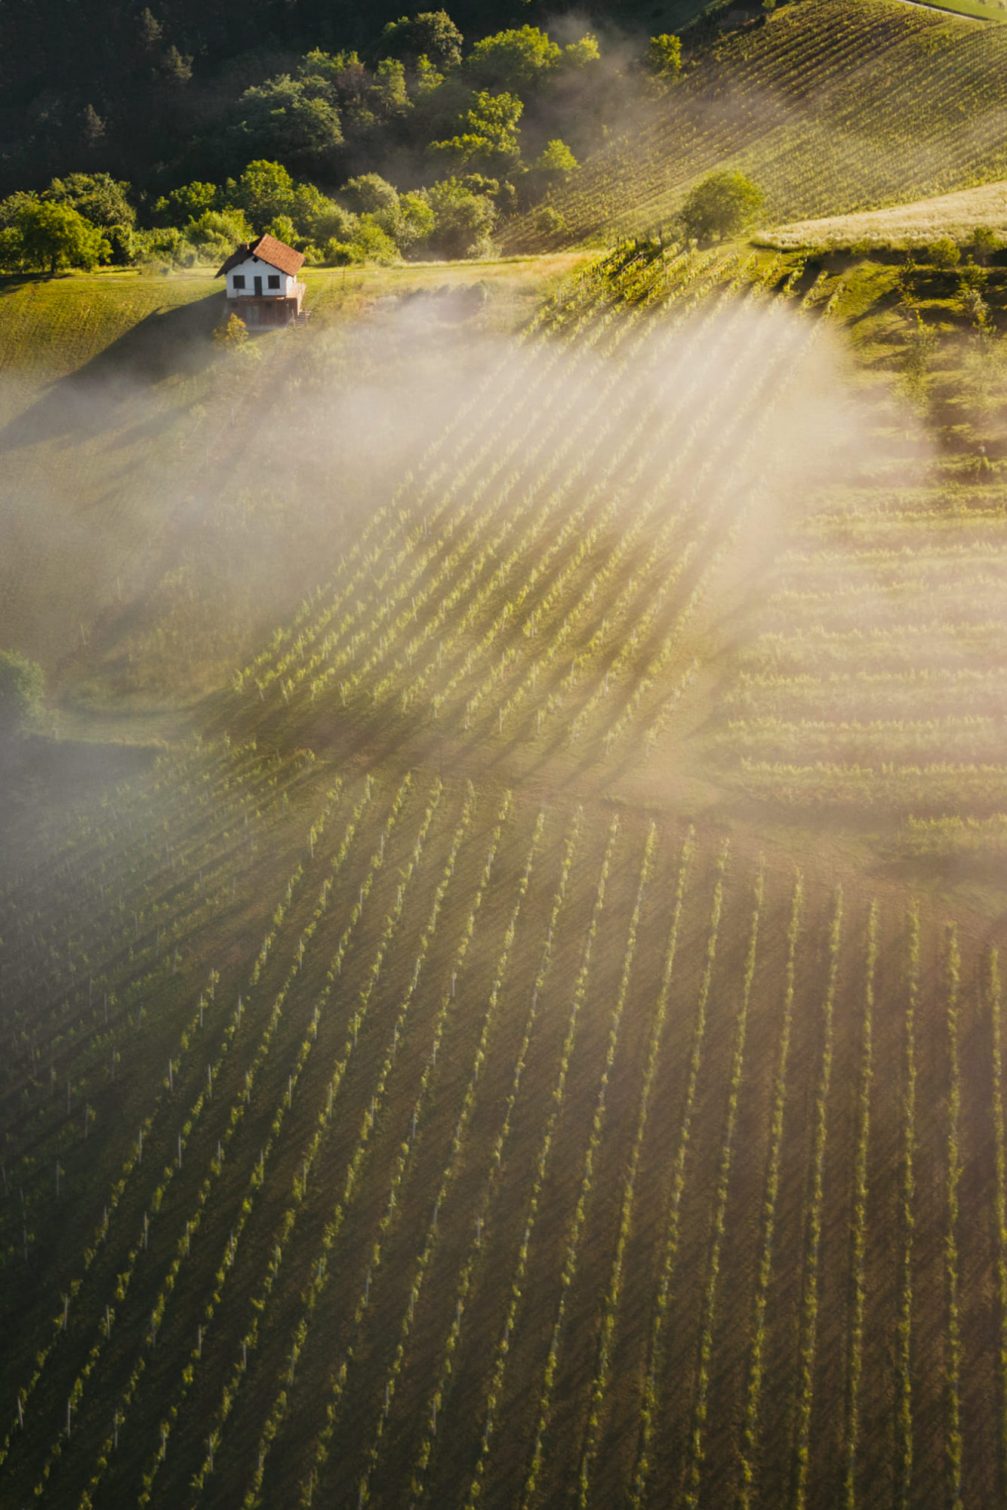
<box><xmin>226</xmin><ymin>257</ymin><xmax>298</xmax><ymax>299</ymax></box>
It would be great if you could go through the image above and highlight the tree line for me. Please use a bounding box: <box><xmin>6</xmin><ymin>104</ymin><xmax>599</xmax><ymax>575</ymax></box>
<box><xmin>0</xmin><ymin>13</ymin><xmax>693</xmax><ymax>271</ymax></box>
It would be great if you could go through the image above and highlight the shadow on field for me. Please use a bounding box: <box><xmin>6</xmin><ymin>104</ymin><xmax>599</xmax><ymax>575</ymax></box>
<box><xmin>0</xmin><ymin>291</ymin><xmax>223</xmax><ymax>449</ymax></box>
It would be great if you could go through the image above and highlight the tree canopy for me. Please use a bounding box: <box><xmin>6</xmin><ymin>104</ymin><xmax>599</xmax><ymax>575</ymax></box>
<box><xmin>47</xmin><ymin>172</ymin><xmax>135</xmax><ymax>228</ymax></box>
<box><xmin>466</xmin><ymin>26</ymin><xmax>561</xmax><ymax>87</ymax></box>
<box><xmin>647</xmin><ymin>34</ymin><xmax>683</xmax><ymax>80</ymax></box>
<box><xmin>230</xmin><ymin>75</ymin><xmax>344</xmax><ymax>171</ymax></box>
<box><xmin>382</xmin><ymin>11</ymin><xmax>463</xmax><ymax>69</ymax></box>
<box><xmin>5</xmin><ymin>200</ymin><xmax>109</xmax><ymax>272</ymax></box>
<box><xmin>680</xmin><ymin>171</ymin><xmax>764</xmax><ymax>243</ymax></box>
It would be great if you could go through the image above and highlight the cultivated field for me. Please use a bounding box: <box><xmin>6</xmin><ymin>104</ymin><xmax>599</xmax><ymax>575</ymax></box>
<box><xmin>505</xmin><ymin>0</ymin><xmax>1007</xmax><ymax>250</ymax></box>
<box><xmin>3</xmin><ymin>4</ymin><xmax>1007</xmax><ymax>1500</ymax></box>
<box><xmin>4</xmin><ymin>747</ymin><xmax>1007</xmax><ymax>1508</ymax></box>
<box><xmin>3</xmin><ymin>231</ymin><xmax>1007</xmax><ymax>1507</ymax></box>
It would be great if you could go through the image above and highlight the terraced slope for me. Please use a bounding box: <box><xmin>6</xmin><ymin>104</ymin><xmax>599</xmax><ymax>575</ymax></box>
<box><xmin>504</xmin><ymin>0</ymin><xmax>1007</xmax><ymax>250</ymax></box>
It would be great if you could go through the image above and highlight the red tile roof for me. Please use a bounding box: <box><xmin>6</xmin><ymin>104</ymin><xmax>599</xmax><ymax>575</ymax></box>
<box><xmin>215</xmin><ymin>233</ymin><xmax>305</xmax><ymax>279</ymax></box>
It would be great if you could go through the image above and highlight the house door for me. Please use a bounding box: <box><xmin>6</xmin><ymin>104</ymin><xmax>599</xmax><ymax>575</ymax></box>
<box><xmin>254</xmin><ymin>275</ymin><xmax>263</xmax><ymax>296</ymax></box>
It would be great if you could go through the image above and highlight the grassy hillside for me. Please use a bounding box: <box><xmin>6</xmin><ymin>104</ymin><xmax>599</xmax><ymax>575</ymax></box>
<box><xmin>0</xmin><ymin>256</ymin><xmax>582</xmax><ymax>706</ymax></box>
<box><xmin>914</xmin><ymin>0</ymin><xmax>1006</xmax><ymax>19</ymax></box>
<box><xmin>763</xmin><ymin>179</ymin><xmax>1007</xmax><ymax>249</ymax></box>
<box><xmin>504</xmin><ymin>0</ymin><xmax>1007</xmax><ymax>250</ymax></box>
<box><xmin>0</xmin><ymin>272</ymin><xmax>214</xmax><ymax>380</ymax></box>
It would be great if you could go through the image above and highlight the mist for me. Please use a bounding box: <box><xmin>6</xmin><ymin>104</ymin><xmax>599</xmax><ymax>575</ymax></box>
<box><xmin>0</xmin><ymin>277</ymin><xmax>936</xmax><ymax>744</ymax></box>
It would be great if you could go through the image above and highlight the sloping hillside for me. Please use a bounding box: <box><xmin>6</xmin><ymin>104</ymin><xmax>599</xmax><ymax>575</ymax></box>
<box><xmin>0</xmin><ymin>258</ymin><xmax>578</xmax><ymax>703</ymax></box>
<box><xmin>761</xmin><ymin>178</ymin><xmax>1007</xmax><ymax>248</ymax></box>
<box><xmin>3</xmin><ymin>239</ymin><xmax>1007</xmax><ymax>1505</ymax></box>
<box><xmin>504</xmin><ymin>0</ymin><xmax>1007</xmax><ymax>250</ymax></box>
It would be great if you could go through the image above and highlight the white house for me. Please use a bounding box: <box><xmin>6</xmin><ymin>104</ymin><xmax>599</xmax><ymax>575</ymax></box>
<box><xmin>216</xmin><ymin>233</ymin><xmax>306</xmax><ymax>328</ymax></box>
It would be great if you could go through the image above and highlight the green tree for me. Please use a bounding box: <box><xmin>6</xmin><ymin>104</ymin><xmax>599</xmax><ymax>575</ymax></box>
<box><xmin>424</xmin><ymin>177</ymin><xmax>496</xmax><ymax>258</ymax></box>
<box><xmin>290</xmin><ymin>183</ymin><xmax>357</xmax><ymax>243</ymax></box>
<box><xmin>562</xmin><ymin>34</ymin><xmax>601</xmax><ymax>69</ymax></box>
<box><xmin>466</xmin><ymin>27</ymin><xmax>561</xmax><ymax>87</ymax></box>
<box><xmin>232</xmin><ymin>77</ymin><xmax>343</xmax><ymax>170</ymax></box>
<box><xmin>680</xmin><ymin>170</ymin><xmax>763</xmax><ymax>243</ymax></box>
<box><xmin>295</xmin><ymin>49</ymin><xmax>405</xmax><ymax>131</ymax></box>
<box><xmin>323</xmin><ymin>218</ymin><xmax>398</xmax><ymax>265</ymax></box>
<box><xmin>81</xmin><ymin>103</ymin><xmax>107</xmax><ymax>147</ymax></box>
<box><xmin>534</xmin><ymin>139</ymin><xmax>578</xmax><ymax>175</ymax></box>
<box><xmin>339</xmin><ymin>173</ymin><xmax>400</xmax><ymax>216</ymax></box>
<box><xmin>970</xmin><ymin>225</ymin><xmax>1003</xmax><ymax>265</ymax></box>
<box><xmin>0</xmin><ymin>190</ymin><xmax>40</xmax><ymax>228</ymax></box>
<box><xmin>387</xmin><ymin>191</ymin><xmax>436</xmax><ymax>252</ymax></box>
<box><xmin>184</xmin><ymin>207</ymin><xmax>253</xmax><ymax>261</ymax></box>
<box><xmin>46</xmin><ymin>172</ymin><xmax>134</xmax><ymax>227</ymax></box>
<box><xmin>430</xmin><ymin>89</ymin><xmax>523</xmax><ymax>173</ymax></box>
<box><xmin>15</xmin><ymin>201</ymin><xmax>109</xmax><ymax>272</ymax></box>
<box><xmin>153</xmin><ymin>180</ymin><xmax>219</xmax><ymax>227</ymax></box>
<box><xmin>372</xmin><ymin>57</ymin><xmax>409</xmax><ymax>114</ymax></box>
<box><xmin>524</xmin><ymin>139</ymin><xmax>578</xmax><ymax>206</ymax></box>
<box><xmin>0</xmin><ymin>651</ymin><xmax>44</xmax><ymax>738</ymax></box>
<box><xmin>381</xmin><ymin>11</ymin><xmax>463</xmax><ymax>70</ymax></box>
<box><xmin>265</xmin><ymin>213</ymin><xmax>300</xmax><ymax>245</ymax></box>
<box><xmin>228</xmin><ymin>160</ymin><xmax>296</xmax><ymax>227</ymax></box>
<box><xmin>415</xmin><ymin>55</ymin><xmax>445</xmax><ymax>95</ymax></box>
<box><xmin>647</xmin><ymin>34</ymin><xmax>683</xmax><ymax>80</ymax></box>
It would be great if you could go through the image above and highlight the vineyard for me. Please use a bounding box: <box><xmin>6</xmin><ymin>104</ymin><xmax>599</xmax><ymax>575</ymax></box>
<box><xmin>717</xmin><ymin>249</ymin><xmax>1007</xmax><ymax>861</ymax></box>
<box><xmin>505</xmin><ymin>0</ymin><xmax>1007</xmax><ymax>251</ymax></box>
<box><xmin>222</xmin><ymin>245</ymin><xmax>841</xmax><ymax>785</ymax></box>
<box><xmin>5</xmin><ymin>7</ymin><xmax>1007</xmax><ymax>1499</ymax></box>
<box><xmin>4</xmin><ymin>746</ymin><xmax>1007</xmax><ymax>1508</ymax></box>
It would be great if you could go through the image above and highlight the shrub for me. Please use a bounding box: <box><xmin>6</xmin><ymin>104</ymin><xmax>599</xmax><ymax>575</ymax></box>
<box><xmin>970</xmin><ymin>225</ymin><xmax>1004</xmax><ymax>265</ymax></box>
<box><xmin>926</xmin><ymin>236</ymin><xmax>961</xmax><ymax>270</ymax></box>
<box><xmin>534</xmin><ymin>205</ymin><xmax>567</xmax><ymax>236</ymax></box>
<box><xmin>214</xmin><ymin>313</ymin><xmax>250</xmax><ymax>347</ymax></box>
<box><xmin>134</xmin><ymin>226</ymin><xmax>197</xmax><ymax>269</ymax></box>
<box><xmin>534</xmin><ymin>139</ymin><xmax>578</xmax><ymax>176</ymax></box>
<box><xmin>0</xmin><ymin>650</ymin><xmax>44</xmax><ymax>738</ymax></box>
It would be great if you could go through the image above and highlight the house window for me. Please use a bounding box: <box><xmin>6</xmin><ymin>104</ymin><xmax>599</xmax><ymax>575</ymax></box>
<box><xmin>232</xmin><ymin>275</ymin><xmax>245</xmax><ymax>289</ymax></box>
<box><xmin>268</xmin><ymin>274</ymin><xmax>281</xmax><ymax>290</ymax></box>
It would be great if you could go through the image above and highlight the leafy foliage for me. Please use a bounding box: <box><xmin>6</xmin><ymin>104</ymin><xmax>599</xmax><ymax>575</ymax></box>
<box><xmin>680</xmin><ymin>171</ymin><xmax>764</xmax><ymax>243</ymax></box>
<box><xmin>0</xmin><ymin>650</ymin><xmax>44</xmax><ymax>737</ymax></box>
<box><xmin>647</xmin><ymin>33</ymin><xmax>683</xmax><ymax>80</ymax></box>
<box><xmin>0</xmin><ymin>200</ymin><xmax>109</xmax><ymax>272</ymax></box>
